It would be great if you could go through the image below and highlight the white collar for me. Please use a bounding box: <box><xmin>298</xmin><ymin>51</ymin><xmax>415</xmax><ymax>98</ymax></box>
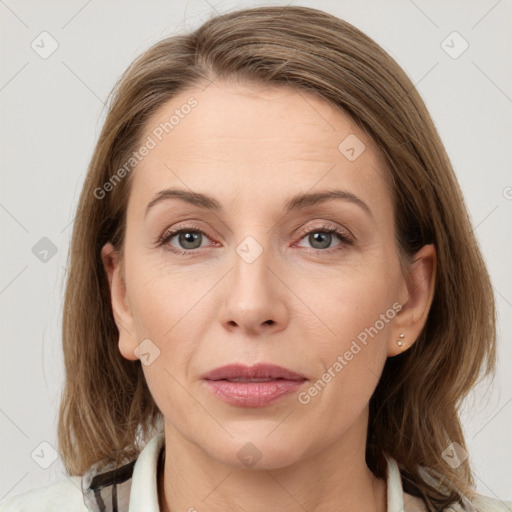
<box><xmin>127</xmin><ymin>432</ymin><xmax>412</xmax><ymax>512</ymax></box>
<box><xmin>127</xmin><ymin>432</ymin><xmax>163</xmax><ymax>512</ymax></box>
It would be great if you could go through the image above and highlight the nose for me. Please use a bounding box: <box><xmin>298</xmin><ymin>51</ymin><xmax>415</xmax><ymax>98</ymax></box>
<box><xmin>218</xmin><ymin>238</ymin><xmax>288</xmax><ymax>336</ymax></box>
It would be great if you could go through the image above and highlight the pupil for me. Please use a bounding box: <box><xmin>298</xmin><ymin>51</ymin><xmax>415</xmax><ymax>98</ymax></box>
<box><xmin>311</xmin><ymin>232</ymin><xmax>331</xmax><ymax>249</ymax></box>
<box><xmin>180</xmin><ymin>231</ymin><xmax>200</xmax><ymax>249</ymax></box>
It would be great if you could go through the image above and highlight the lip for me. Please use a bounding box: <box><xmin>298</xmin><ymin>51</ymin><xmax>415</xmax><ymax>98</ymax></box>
<box><xmin>202</xmin><ymin>363</ymin><xmax>307</xmax><ymax>381</ymax></box>
<box><xmin>202</xmin><ymin>363</ymin><xmax>308</xmax><ymax>407</ymax></box>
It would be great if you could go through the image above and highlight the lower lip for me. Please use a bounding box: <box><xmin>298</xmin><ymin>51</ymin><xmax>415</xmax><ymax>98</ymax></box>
<box><xmin>202</xmin><ymin>379</ymin><xmax>306</xmax><ymax>407</ymax></box>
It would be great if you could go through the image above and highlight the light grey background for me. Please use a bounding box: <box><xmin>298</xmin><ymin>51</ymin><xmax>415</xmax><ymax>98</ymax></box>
<box><xmin>1</xmin><ymin>0</ymin><xmax>511</xmax><ymax>505</ymax></box>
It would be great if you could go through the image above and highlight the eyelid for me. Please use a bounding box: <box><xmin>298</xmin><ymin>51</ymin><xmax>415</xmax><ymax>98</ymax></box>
<box><xmin>295</xmin><ymin>221</ymin><xmax>354</xmax><ymax>243</ymax></box>
<box><xmin>156</xmin><ymin>222</ymin><xmax>214</xmax><ymax>246</ymax></box>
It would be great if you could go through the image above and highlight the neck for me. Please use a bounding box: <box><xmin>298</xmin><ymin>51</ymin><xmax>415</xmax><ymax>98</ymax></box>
<box><xmin>157</xmin><ymin>412</ymin><xmax>387</xmax><ymax>512</ymax></box>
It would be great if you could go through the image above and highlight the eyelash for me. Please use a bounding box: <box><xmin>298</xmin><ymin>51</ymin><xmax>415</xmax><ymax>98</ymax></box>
<box><xmin>156</xmin><ymin>223</ymin><xmax>354</xmax><ymax>256</ymax></box>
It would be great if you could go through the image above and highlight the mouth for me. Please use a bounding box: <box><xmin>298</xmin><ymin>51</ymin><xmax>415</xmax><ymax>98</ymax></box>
<box><xmin>217</xmin><ymin>377</ymin><xmax>289</xmax><ymax>382</ymax></box>
<box><xmin>201</xmin><ymin>363</ymin><xmax>307</xmax><ymax>381</ymax></box>
<box><xmin>201</xmin><ymin>363</ymin><xmax>308</xmax><ymax>407</ymax></box>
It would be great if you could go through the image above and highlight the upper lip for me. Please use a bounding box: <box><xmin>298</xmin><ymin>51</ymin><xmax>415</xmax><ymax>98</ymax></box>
<box><xmin>202</xmin><ymin>363</ymin><xmax>307</xmax><ymax>381</ymax></box>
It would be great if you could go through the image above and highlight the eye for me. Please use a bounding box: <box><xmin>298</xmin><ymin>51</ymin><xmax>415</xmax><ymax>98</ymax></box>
<box><xmin>295</xmin><ymin>224</ymin><xmax>353</xmax><ymax>252</ymax></box>
<box><xmin>157</xmin><ymin>222</ymin><xmax>354</xmax><ymax>255</ymax></box>
<box><xmin>158</xmin><ymin>225</ymin><xmax>213</xmax><ymax>254</ymax></box>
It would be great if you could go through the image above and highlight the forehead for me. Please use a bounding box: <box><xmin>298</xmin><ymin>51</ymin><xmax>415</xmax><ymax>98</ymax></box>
<box><xmin>128</xmin><ymin>81</ymin><xmax>392</xmax><ymax>215</ymax></box>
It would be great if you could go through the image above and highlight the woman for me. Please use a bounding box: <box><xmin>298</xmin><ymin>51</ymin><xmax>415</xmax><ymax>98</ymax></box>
<box><xmin>1</xmin><ymin>5</ymin><xmax>510</xmax><ymax>512</ymax></box>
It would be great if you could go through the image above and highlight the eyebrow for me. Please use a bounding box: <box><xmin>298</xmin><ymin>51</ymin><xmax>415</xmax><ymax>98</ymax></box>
<box><xmin>145</xmin><ymin>188</ymin><xmax>372</xmax><ymax>218</ymax></box>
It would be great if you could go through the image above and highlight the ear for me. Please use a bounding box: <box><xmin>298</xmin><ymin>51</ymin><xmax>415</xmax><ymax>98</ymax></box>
<box><xmin>101</xmin><ymin>242</ymin><xmax>138</xmax><ymax>361</ymax></box>
<box><xmin>387</xmin><ymin>244</ymin><xmax>437</xmax><ymax>356</ymax></box>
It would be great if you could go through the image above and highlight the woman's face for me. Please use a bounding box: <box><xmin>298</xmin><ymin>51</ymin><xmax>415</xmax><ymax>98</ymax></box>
<box><xmin>104</xmin><ymin>81</ymin><xmax>432</xmax><ymax>469</ymax></box>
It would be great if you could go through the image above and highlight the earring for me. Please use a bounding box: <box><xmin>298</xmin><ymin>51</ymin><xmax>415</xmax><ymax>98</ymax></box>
<box><xmin>397</xmin><ymin>333</ymin><xmax>405</xmax><ymax>347</ymax></box>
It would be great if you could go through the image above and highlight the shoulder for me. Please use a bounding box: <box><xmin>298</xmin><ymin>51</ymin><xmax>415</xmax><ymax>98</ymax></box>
<box><xmin>467</xmin><ymin>493</ymin><xmax>512</xmax><ymax>512</ymax></box>
<box><xmin>0</xmin><ymin>476</ymin><xmax>87</xmax><ymax>512</ymax></box>
<box><xmin>403</xmin><ymin>491</ymin><xmax>429</xmax><ymax>511</ymax></box>
<box><xmin>403</xmin><ymin>491</ymin><xmax>512</xmax><ymax>512</ymax></box>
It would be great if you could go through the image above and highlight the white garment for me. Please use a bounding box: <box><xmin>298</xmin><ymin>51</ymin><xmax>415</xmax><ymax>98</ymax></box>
<box><xmin>1</xmin><ymin>432</ymin><xmax>510</xmax><ymax>511</ymax></box>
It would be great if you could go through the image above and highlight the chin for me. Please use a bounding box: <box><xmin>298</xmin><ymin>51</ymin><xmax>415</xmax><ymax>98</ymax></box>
<box><xmin>202</xmin><ymin>431</ymin><xmax>310</xmax><ymax>470</ymax></box>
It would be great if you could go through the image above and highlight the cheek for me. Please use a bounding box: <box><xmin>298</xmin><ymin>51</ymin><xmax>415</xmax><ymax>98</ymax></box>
<box><xmin>299</xmin><ymin>266</ymin><xmax>399</xmax><ymax>345</ymax></box>
<box><xmin>126</xmin><ymin>263</ymin><xmax>210</xmax><ymax>412</ymax></box>
<box><xmin>126</xmin><ymin>254</ymin><xmax>198</xmax><ymax>331</ymax></box>
<box><xmin>124</xmin><ymin>255</ymin><xmax>220</xmax><ymax>375</ymax></box>
<box><xmin>294</xmin><ymin>309</ymin><xmax>391</xmax><ymax>432</ymax></box>
<box><xmin>295</xmin><ymin>264</ymin><xmax>399</xmax><ymax>400</ymax></box>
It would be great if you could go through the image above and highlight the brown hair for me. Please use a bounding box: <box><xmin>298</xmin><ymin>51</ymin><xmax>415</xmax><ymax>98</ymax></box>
<box><xmin>58</xmin><ymin>6</ymin><xmax>496</xmax><ymax>511</ymax></box>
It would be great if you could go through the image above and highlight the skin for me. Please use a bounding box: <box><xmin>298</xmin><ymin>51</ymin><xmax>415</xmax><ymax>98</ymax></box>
<box><xmin>102</xmin><ymin>81</ymin><xmax>435</xmax><ymax>512</ymax></box>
